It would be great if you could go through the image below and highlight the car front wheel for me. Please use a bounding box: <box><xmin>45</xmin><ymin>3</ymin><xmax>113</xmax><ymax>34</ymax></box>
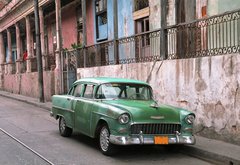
<box><xmin>99</xmin><ymin>125</ymin><xmax>116</xmax><ymax>156</ymax></box>
<box><xmin>59</xmin><ymin>117</ymin><xmax>72</xmax><ymax>137</ymax></box>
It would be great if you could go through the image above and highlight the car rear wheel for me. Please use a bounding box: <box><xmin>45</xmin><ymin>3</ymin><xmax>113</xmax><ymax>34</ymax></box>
<box><xmin>99</xmin><ymin>125</ymin><xmax>116</xmax><ymax>156</ymax></box>
<box><xmin>59</xmin><ymin>117</ymin><xmax>72</xmax><ymax>137</ymax></box>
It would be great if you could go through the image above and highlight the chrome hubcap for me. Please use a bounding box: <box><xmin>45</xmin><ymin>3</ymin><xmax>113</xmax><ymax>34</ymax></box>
<box><xmin>100</xmin><ymin>127</ymin><xmax>110</xmax><ymax>152</ymax></box>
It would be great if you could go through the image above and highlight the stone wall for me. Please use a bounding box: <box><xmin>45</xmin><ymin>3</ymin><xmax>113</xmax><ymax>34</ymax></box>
<box><xmin>77</xmin><ymin>54</ymin><xmax>240</xmax><ymax>145</ymax></box>
<box><xmin>2</xmin><ymin>71</ymin><xmax>55</xmax><ymax>101</ymax></box>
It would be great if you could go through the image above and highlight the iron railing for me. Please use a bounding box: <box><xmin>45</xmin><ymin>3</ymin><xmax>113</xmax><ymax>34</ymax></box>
<box><xmin>66</xmin><ymin>9</ymin><xmax>240</xmax><ymax>68</ymax></box>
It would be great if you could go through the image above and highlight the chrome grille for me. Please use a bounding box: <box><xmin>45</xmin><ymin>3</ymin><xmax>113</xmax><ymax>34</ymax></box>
<box><xmin>131</xmin><ymin>123</ymin><xmax>181</xmax><ymax>135</ymax></box>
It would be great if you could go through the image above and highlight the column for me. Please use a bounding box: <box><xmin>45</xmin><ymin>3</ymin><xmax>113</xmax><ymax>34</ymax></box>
<box><xmin>0</xmin><ymin>32</ymin><xmax>5</xmax><ymax>89</ymax></box>
<box><xmin>54</xmin><ymin>0</ymin><xmax>63</xmax><ymax>94</ymax></box>
<box><xmin>15</xmin><ymin>23</ymin><xmax>22</xmax><ymax>73</ymax></box>
<box><xmin>39</xmin><ymin>7</ymin><xmax>47</xmax><ymax>70</ymax></box>
<box><xmin>26</xmin><ymin>16</ymin><xmax>32</xmax><ymax>72</ymax></box>
<box><xmin>81</xmin><ymin>0</ymin><xmax>87</xmax><ymax>67</ymax></box>
<box><xmin>0</xmin><ymin>32</ymin><xmax>6</xmax><ymax>73</ymax></box>
<box><xmin>7</xmin><ymin>28</ymin><xmax>13</xmax><ymax>74</ymax></box>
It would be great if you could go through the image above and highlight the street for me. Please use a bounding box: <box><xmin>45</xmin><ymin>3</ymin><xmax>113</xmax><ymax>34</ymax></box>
<box><xmin>0</xmin><ymin>96</ymin><xmax>213</xmax><ymax>165</ymax></box>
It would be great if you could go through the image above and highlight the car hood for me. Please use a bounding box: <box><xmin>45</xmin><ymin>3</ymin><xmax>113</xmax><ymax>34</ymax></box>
<box><xmin>103</xmin><ymin>99</ymin><xmax>182</xmax><ymax>123</ymax></box>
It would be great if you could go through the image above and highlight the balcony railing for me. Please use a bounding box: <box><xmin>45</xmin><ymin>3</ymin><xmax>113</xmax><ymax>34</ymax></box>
<box><xmin>66</xmin><ymin>9</ymin><xmax>240</xmax><ymax>68</ymax></box>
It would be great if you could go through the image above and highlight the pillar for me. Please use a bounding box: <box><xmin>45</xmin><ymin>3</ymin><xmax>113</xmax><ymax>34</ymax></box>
<box><xmin>7</xmin><ymin>28</ymin><xmax>13</xmax><ymax>74</ymax></box>
<box><xmin>81</xmin><ymin>0</ymin><xmax>87</xmax><ymax>67</ymax></box>
<box><xmin>54</xmin><ymin>0</ymin><xmax>63</xmax><ymax>94</ymax></box>
<box><xmin>26</xmin><ymin>16</ymin><xmax>32</xmax><ymax>72</ymax></box>
<box><xmin>0</xmin><ymin>32</ymin><xmax>5</xmax><ymax>89</ymax></box>
<box><xmin>15</xmin><ymin>23</ymin><xmax>22</xmax><ymax>73</ymax></box>
<box><xmin>113</xmin><ymin>0</ymin><xmax>119</xmax><ymax>64</ymax></box>
<box><xmin>0</xmin><ymin>32</ymin><xmax>6</xmax><ymax>73</ymax></box>
<box><xmin>39</xmin><ymin>7</ymin><xmax>47</xmax><ymax>70</ymax></box>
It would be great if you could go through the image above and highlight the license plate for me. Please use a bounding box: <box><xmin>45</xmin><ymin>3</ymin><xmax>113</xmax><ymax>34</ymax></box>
<box><xmin>154</xmin><ymin>136</ymin><xmax>169</xmax><ymax>144</ymax></box>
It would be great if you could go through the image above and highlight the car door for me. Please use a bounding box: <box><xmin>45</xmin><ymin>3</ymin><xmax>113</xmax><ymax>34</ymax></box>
<box><xmin>59</xmin><ymin>86</ymin><xmax>76</xmax><ymax>128</ymax></box>
<box><xmin>73</xmin><ymin>83</ymin><xmax>95</xmax><ymax>135</ymax></box>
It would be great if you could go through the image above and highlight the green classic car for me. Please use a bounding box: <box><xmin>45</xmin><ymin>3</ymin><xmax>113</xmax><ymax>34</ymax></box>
<box><xmin>50</xmin><ymin>77</ymin><xmax>195</xmax><ymax>155</ymax></box>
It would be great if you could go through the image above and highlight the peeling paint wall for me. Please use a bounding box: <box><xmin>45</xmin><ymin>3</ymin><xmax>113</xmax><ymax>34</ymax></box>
<box><xmin>207</xmin><ymin>0</ymin><xmax>240</xmax><ymax>16</ymax></box>
<box><xmin>61</xmin><ymin>5</ymin><xmax>78</xmax><ymax>49</ymax></box>
<box><xmin>86</xmin><ymin>0</ymin><xmax>94</xmax><ymax>46</ymax></box>
<box><xmin>77</xmin><ymin>54</ymin><xmax>240</xmax><ymax>145</ymax></box>
<box><xmin>3</xmin><ymin>71</ymin><xmax>55</xmax><ymax>101</ymax></box>
<box><xmin>118</xmin><ymin>0</ymin><xmax>134</xmax><ymax>38</ymax></box>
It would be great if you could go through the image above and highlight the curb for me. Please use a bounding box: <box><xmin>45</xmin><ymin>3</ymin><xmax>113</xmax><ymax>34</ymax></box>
<box><xmin>181</xmin><ymin>145</ymin><xmax>240</xmax><ymax>165</ymax></box>
<box><xmin>0</xmin><ymin>93</ymin><xmax>51</xmax><ymax>111</ymax></box>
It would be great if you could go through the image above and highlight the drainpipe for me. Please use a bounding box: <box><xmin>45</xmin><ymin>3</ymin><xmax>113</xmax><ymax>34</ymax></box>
<box><xmin>160</xmin><ymin>0</ymin><xmax>168</xmax><ymax>60</ymax></box>
<box><xmin>113</xmin><ymin>0</ymin><xmax>119</xmax><ymax>64</ymax></box>
<box><xmin>34</xmin><ymin>0</ymin><xmax>45</xmax><ymax>102</ymax></box>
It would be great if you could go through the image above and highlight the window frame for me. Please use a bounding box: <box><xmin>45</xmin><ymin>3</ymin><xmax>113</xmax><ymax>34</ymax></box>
<box><xmin>82</xmin><ymin>84</ymin><xmax>95</xmax><ymax>99</ymax></box>
<box><xmin>95</xmin><ymin>0</ymin><xmax>108</xmax><ymax>41</ymax></box>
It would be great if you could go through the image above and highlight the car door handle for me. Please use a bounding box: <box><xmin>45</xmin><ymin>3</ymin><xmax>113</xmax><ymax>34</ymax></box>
<box><xmin>67</xmin><ymin>98</ymin><xmax>71</xmax><ymax>101</ymax></box>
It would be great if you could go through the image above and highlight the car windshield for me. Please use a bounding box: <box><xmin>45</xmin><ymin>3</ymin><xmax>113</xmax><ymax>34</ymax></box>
<box><xmin>96</xmin><ymin>83</ymin><xmax>152</xmax><ymax>100</ymax></box>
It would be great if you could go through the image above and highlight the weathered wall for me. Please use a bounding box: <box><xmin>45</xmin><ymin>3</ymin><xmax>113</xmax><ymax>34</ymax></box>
<box><xmin>208</xmin><ymin>0</ymin><xmax>240</xmax><ymax>16</ymax></box>
<box><xmin>77</xmin><ymin>54</ymin><xmax>240</xmax><ymax>145</ymax></box>
<box><xmin>118</xmin><ymin>0</ymin><xmax>134</xmax><ymax>38</ymax></box>
<box><xmin>3</xmin><ymin>71</ymin><xmax>55</xmax><ymax>101</ymax></box>
<box><xmin>86</xmin><ymin>0</ymin><xmax>94</xmax><ymax>46</ymax></box>
<box><xmin>61</xmin><ymin>5</ymin><xmax>78</xmax><ymax>49</ymax></box>
<box><xmin>45</xmin><ymin>14</ymin><xmax>55</xmax><ymax>55</ymax></box>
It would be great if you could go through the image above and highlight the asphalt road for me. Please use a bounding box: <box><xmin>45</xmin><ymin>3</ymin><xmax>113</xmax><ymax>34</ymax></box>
<box><xmin>0</xmin><ymin>96</ymin><xmax>214</xmax><ymax>165</ymax></box>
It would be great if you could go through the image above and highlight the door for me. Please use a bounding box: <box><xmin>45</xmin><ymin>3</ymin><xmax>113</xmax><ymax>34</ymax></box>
<box><xmin>73</xmin><ymin>84</ymin><xmax>95</xmax><ymax>135</ymax></box>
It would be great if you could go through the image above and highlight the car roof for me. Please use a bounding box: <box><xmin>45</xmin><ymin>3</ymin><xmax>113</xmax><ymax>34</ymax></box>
<box><xmin>73</xmin><ymin>77</ymin><xmax>149</xmax><ymax>86</ymax></box>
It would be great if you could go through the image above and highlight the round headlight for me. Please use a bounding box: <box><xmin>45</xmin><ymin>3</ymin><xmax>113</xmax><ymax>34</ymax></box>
<box><xmin>185</xmin><ymin>114</ymin><xmax>195</xmax><ymax>125</ymax></box>
<box><xmin>118</xmin><ymin>114</ymin><xmax>130</xmax><ymax>124</ymax></box>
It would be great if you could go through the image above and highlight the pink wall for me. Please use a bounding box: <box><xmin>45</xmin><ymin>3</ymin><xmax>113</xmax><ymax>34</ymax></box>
<box><xmin>3</xmin><ymin>71</ymin><xmax>55</xmax><ymax>101</ymax></box>
<box><xmin>61</xmin><ymin>5</ymin><xmax>78</xmax><ymax>49</ymax></box>
<box><xmin>45</xmin><ymin>15</ymin><xmax>55</xmax><ymax>55</ymax></box>
<box><xmin>86</xmin><ymin>0</ymin><xmax>94</xmax><ymax>46</ymax></box>
<box><xmin>45</xmin><ymin>4</ymin><xmax>78</xmax><ymax>54</ymax></box>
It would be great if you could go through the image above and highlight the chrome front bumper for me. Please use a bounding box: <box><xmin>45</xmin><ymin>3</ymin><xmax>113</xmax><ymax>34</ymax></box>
<box><xmin>109</xmin><ymin>134</ymin><xmax>196</xmax><ymax>145</ymax></box>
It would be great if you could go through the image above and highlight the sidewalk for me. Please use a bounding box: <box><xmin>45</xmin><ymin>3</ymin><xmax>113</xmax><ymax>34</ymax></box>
<box><xmin>0</xmin><ymin>90</ymin><xmax>239</xmax><ymax>165</ymax></box>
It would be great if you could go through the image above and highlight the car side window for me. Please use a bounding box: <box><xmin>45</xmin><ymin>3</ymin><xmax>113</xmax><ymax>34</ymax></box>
<box><xmin>73</xmin><ymin>84</ymin><xmax>83</xmax><ymax>97</ymax></box>
<box><xmin>83</xmin><ymin>84</ymin><xmax>94</xmax><ymax>99</ymax></box>
<box><xmin>68</xmin><ymin>86</ymin><xmax>75</xmax><ymax>96</ymax></box>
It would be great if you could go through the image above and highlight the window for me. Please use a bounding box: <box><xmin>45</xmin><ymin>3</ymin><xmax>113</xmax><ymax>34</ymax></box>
<box><xmin>83</xmin><ymin>85</ymin><xmax>94</xmax><ymax>99</ymax></box>
<box><xmin>134</xmin><ymin>0</ymin><xmax>149</xmax><ymax>11</ymax></box>
<box><xmin>73</xmin><ymin>84</ymin><xmax>83</xmax><ymax>97</ymax></box>
<box><xmin>96</xmin><ymin>83</ymin><xmax>152</xmax><ymax>100</ymax></box>
<box><xmin>138</xmin><ymin>17</ymin><xmax>150</xmax><ymax>47</ymax></box>
<box><xmin>68</xmin><ymin>87</ymin><xmax>75</xmax><ymax>96</ymax></box>
<box><xmin>133</xmin><ymin>0</ymin><xmax>150</xmax><ymax>58</ymax></box>
<box><xmin>135</xmin><ymin>17</ymin><xmax>150</xmax><ymax>58</ymax></box>
<box><xmin>95</xmin><ymin>0</ymin><xmax>108</xmax><ymax>41</ymax></box>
